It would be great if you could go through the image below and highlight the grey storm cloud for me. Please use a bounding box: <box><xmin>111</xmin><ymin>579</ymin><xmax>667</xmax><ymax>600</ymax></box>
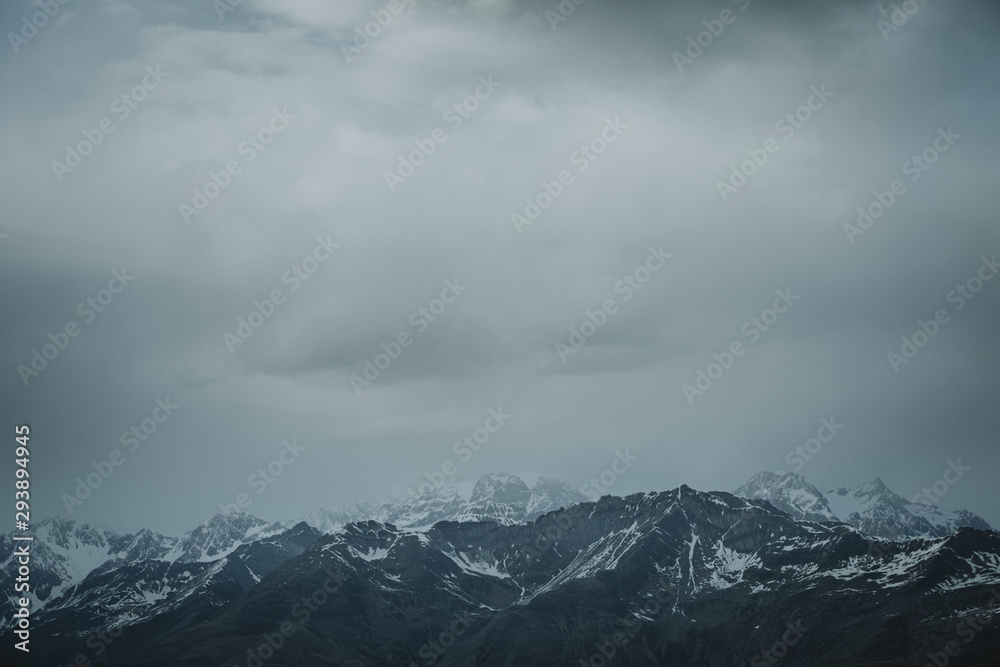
<box><xmin>0</xmin><ymin>0</ymin><xmax>997</xmax><ymax>534</ymax></box>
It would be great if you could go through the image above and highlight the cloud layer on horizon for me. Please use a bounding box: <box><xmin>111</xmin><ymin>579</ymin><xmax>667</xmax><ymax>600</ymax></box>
<box><xmin>0</xmin><ymin>0</ymin><xmax>998</xmax><ymax>533</ymax></box>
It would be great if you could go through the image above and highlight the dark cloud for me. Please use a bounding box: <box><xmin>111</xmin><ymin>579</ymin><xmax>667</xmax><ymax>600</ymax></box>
<box><xmin>0</xmin><ymin>0</ymin><xmax>997</xmax><ymax>534</ymax></box>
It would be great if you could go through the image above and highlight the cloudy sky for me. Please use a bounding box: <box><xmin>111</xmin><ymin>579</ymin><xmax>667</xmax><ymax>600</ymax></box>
<box><xmin>1</xmin><ymin>0</ymin><xmax>998</xmax><ymax>535</ymax></box>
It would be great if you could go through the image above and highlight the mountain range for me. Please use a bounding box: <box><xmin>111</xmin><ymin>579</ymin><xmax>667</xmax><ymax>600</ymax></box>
<box><xmin>734</xmin><ymin>470</ymin><xmax>992</xmax><ymax>540</ymax></box>
<box><xmin>299</xmin><ymin>473</ymin><xmax>589</xmax><ymax>533</ymax></box>
<box><xmin>2</xmin><ymin>472</ymin><xmax>997</xmax><ymax>666</ymax></box>
<box><xmin>0</xmin><ymin>473</ymin><xmax>586</xmax><ymax>651</ymax></box>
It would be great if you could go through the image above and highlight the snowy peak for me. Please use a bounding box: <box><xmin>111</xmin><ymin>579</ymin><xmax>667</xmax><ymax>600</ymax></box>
<box><xmin>734</xmin><ymin>471</ymin><xmax>839</xmax><ymax>523</ymax></box>
<box><xmin>827</xmin><ymin>479</ymin><xmax>992</xmax><ymax>540</ymax></box>
<box><xmin>32</xmin><ymin>517</ymin><xmax>119</xmax><ymax>554</ymax></box>
<box><xmin>826</xmin><ymin>478</ymin><xmax>907</xmax><ymax>519</ymax></box>
<box><xmin>165</xmin><ymin>512</ymin><xmax>284</xmax><ymax>563</ymax></box>
<box><xmin>848</xmin><ymin>477</ymin><xmax>901</xmax><ymax>503</ymax></box>
<box><xmin>23</xmin><ymin>521</ymin><xmax>325</xmax><ymax>647</ymax></box>
<box><xmin>13</xmin><ymin>486</ymin><xmax>1000</xmax><ymax>667</ymax></box>
<box><xmin>526</xmin><ymin>475</ymin><xmax>589</xmax><ymax>517</ymax></box>
<box><xmin>469</xmin><ymin>473</ymin><xmax>531</xmax><ymax>506</ymax></box>
<box><xmin>0</xmin><ymin>518</ymin><xmax>178</xmax><ymax>621</ymax></box>
<box><xmin>301</xmin><ymin>506</ymin><xmax>365</xmax><ymax>534</ymax></box>
<box><xmin>735</xmin><ymin>472</ymin><xmax>991</xmax><ymax>540</ymax></box>
<box><xmin>301</xmin><ymin>473</ymin><xmax>588</xmax><ymax>533</ymax></box>
<box><xmin>299</xmin><ymin>495</ymin><xmax>398</xmax><ymax>534</ymax></box>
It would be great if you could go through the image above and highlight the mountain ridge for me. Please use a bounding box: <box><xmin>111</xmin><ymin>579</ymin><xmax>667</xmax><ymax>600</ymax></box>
<box><xmin>735</xmin><ymin>470</ymin><xmax>992</xmax><ymax>540</ymax></box>
<box><xmin>94</xmin><ymin>486</ymin><xmax>1000</xmax><ymax>666</ymax></box>
<box><xmin>3</xmin><ymin>473</ymin><xmax>997</xmax><ymax>666</ymax></box>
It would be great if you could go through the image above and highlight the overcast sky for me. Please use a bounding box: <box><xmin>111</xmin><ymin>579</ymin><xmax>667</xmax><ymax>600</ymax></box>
<box><xmin>1</xmin><ymin>0</ymin><xmax>998</xmax><ymax>535</ymax></box>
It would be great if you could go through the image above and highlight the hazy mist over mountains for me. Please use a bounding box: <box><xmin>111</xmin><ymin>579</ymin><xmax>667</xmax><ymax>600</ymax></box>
<box><xmin>2</xmin><ymin>0</ymin><xmax>999</xmax><ymax>538</ymax></box>
<box><xmin>3</xmin><ymin>471</ymin><xmax>998</xmax><ymax>665</ymax></box>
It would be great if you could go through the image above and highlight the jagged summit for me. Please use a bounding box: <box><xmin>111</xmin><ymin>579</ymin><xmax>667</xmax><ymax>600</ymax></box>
<box><xmin>853</xmin><ymin>477</ymin><xmax>894</xmax><ymax>497</ymax></box>
<box><xmin>298</xmin><ymin>472</ymin><xmax>589</xmax><ymax>533</ymax></box>
<box><xmin>4</xmin><ymin>479</ymin><xmax>999</xmax><ymax>666</ymax></box>
<box><xmin>164</xmin><ymin>511</ymin><xmax>285</xmax><ymax>563</ymax></box>
<box><xmin>734</xmin><ymin>471</ymin><xmax>839</xmax><ymax>523</ymax></box>
<box><xmin>469</xmin><ymin>472</ymin><xmax>531</xmax><ymax>505</ymax></box>
<box><xmin>735</xmin><ymin>471</ymin><xmax>991</xmax><ymax>540</ymax></box>
<box><xmin>76</xmin><ymin>487</ymin><xmax>1000</xmax><ymax>666</ymax></box>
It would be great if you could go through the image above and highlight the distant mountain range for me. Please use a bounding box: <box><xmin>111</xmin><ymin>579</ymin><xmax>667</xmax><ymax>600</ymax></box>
<box><xmin>2</xmin><ymin>473</ymin><xmax>998</xmax><ymax>666</ymax></box>
<box><xmin>734</xmin><ymin>471</ymin><xmax>992</xmax><ymax>539</ymax></box>
<box><xmin>0</xmin><ymin>513</ymin><xmax>281</xmax><ymax>615</ymax></box>
<box><xmin>299</xmin><ymin>473</ymin><xmax>589</xmax><ymax>532</ymax></box>
<box><xmin>0</xmin><ymin>473</ymin><xmax>586</xmax><ymax>641</ymax></box>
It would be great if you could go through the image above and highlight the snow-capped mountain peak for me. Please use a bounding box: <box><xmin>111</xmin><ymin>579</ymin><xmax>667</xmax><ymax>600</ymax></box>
<box><xmin>298</xmin><ymin>473</ymin><xmax>588</xmax><ymax>533</ymax></box>
<box><xmin>733</xmin><ymin>471</ymin><xmax>839</xmax><ymax>523</ymax></box>
<box><xmin>85</xmin><ymin>487</ymin><xmax>1000</xmax><ymax>667</ymax></box>
<box><xmin>163</xmin><ymin>512</ymin><xmax>285</xmax><ymax>563</ymax></box>
<box><xmin>826</xmin><ymin>478</ymin><xmax>992</xmax><ymax>540</ymax></box>
<box><xmin>0</xmin><ymin>518</ymin><xmax>179</xmax><ymax>620</ymax></box>
<box><xmin>3</xmin><ymin>477</ymin><xmax>999</xmax><ymax>666</ymax></box>
<box><xmin>735</xmin><ymin>471</ymin><xmax>991</xmax><ymax>540</ymax></box>
<box><xmin>469</xmin><ymin>472</ymin><xmax>531</xmax><ymax>505</ymax></box>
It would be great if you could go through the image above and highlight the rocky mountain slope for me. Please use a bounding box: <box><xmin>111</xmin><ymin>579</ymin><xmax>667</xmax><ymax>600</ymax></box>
<box><xmin>734</xmin><ymin>471</ymin><xmax>839</xmax><ymax>523</ymax></box>
<box><xmin>0</xmin><ymin>518</ymin><xmax>175</xmax><ymax>624</ymax></box>
<box><xmin>0</xmin><ymin>474</ymin><xmax>580</xmax><ymax>628</ymax></box>
<box><xmin>299</xmin><ymin>473</ymin><xmax>589</xmax><ymax>532</ymax></box>
<box><xmin>736</xmin><ymin>471</ymin><xmax>992</xmax><ymax>539</ymax></box>
<box><xmin>826</xmin><ymin>477</ymin><xmax>992</xmax><ymax>539</ymax></box>
<box><xmin>23</xmin><ymin>520</ymin><xmax>322</xmax><ymax>663</ymax></box>
<box><xmin>96</xmin><ymin>487</ymin><xmax>1000</xmax><ymax>666</ymax></box>
<box><xmin>0</xmin><ymin>512</ymin><xmax>289</xmax><ymax>624</ymax></box>
<box><xmin>3</xmin><ymin>474</ymin><xmax>998</xmax><ymax>666</ymax></box>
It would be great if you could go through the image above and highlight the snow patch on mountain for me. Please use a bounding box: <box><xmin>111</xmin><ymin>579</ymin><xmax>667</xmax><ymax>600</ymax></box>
<box><xmin>734</xmin><ymin>471</ymin><xmax>839</xmax><ymax>523</ymax></box>
<box><xmin>736</xmin><ymin>472</ymin><xmax>992</xmax><ymax>540</ymax></box>
<box><xmin>300</xmin><ymin>473</ymin><xmax>588</xmax><ymax>533</ymax></box>
<box><xmin>163</xmin><ymin>512</ymin><xmax>285</xmax><ymax>563</ymax></box>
